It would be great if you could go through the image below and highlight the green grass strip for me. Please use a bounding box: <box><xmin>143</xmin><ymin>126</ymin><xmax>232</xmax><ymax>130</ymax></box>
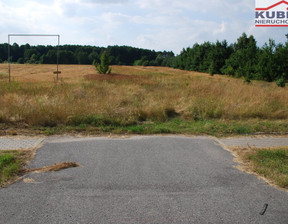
<box><xmin>247</xmin><ymin>148</ymin><xmax>288</xmax><ymax>188</ymax></box>
<box><xmin>0</xmin><ymin>151</ymin><xmax>26</xmax><ymax>187</ymax></box>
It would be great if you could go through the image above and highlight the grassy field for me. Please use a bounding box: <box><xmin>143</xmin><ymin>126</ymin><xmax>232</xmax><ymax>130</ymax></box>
<box><xmin>0</xmin><ymin>64</ymin><xmax>287</xmax><ymax>136</ymax></box>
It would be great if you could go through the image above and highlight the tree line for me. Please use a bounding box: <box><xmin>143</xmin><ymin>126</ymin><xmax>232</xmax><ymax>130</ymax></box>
<box><xmin>174</xmin><ymin>33</ymin><xmax>288</xmax><ymax>86</ymax></box>
<box><xmin>0</xmin><ymin>33</ymin><xmax>287</xmax><ymax>85</ymax></box>
<box><xmin>0</xmin><ymin>44</ymin><xmax>174</xmax><ymax>67</ymax></box>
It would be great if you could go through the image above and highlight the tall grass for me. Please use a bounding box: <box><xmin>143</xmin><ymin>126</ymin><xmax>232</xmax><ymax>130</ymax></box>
<box><xmin>0</xmin><ymin>65</ymin><xmax>287</xmax><ymax>127</ymax></box>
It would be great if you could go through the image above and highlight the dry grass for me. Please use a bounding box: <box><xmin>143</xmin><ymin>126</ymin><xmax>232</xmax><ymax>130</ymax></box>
<box><xmin>0</xmin><ymin>64</ymin><xmax>287</xmax><ymax>130</ymax></box>
<box><xmin>27</xmin><ymin>161</ymin><xmax>79</xmax><ymax>173</ymax></box>
<box><xmin>0</xmin><ymin>64</ymin><xmax>94</xmax><ymax>83</ymax></box>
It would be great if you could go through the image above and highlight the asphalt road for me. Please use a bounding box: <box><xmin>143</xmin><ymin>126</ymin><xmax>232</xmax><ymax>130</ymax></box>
<box><xmin>1</xmin><ymin>136</ymin><xmax>288</xmax><ymax>224</ymax></box>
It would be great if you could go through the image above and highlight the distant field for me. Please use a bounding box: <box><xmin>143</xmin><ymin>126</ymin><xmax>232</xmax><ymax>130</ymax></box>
<box><xmin>0</xmin><ymin>64</ymin><xmax>208</xmax><ymax>82</ymax></box>
<box><xmin>0</xmin><ymin>64</ymin><xmax>95</xmax><ymax>83</ymax></box>
<box><xmin>0</xmin><ymin>64</ymin><xmax>287</xmax><ymax>136</ymax></box>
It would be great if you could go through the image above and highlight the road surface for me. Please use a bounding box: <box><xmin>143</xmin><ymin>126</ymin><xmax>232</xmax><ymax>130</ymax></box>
<box><xmin>0</xmin><ymin>136</ymin><xmax>288</xmax><ymax>223</ymax></box>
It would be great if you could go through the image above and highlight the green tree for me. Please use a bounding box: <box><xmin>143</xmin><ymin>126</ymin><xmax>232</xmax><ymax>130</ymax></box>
<box><xmin>24</xmin><ymin>48</ymin><xmax>37</xmax><ymax>63</ymax></box>
<box><xmin>208</xmin><ymin>40</ymin><xmax>233</xmax><ymax>74</ymax></box>
<box><xmin>94</xmin><ymin>51</ymin><xmax>112</xmax><ymax>74</ymax></box>
<box><xmin>27</xmin><ymin>54</ymin><xmax>38</xmax><ymax>64</ymax></box>
<box><xmin>221</xmin><ymin>33</ymin><xmax>258</xmax><ymax>79</ymax></box>
<box><xmin>59</xmin><ymin>50</ymin><xmax>76</xmax><ymax>64</ymax></box>
<box><xmin>256</xmin><ymin>39</ymin><xmax>277</xmax><ymax>82</ymax></box>
<box><xmin>76</xmin><ymin>50</ymin><xmax>90</xmax><ymax>64</ymax></box>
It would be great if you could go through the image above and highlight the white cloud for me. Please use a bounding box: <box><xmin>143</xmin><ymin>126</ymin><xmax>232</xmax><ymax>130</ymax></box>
<box><xmin>101</xmin><ymin>12</ymin><xmax>130</xmax><ymax>24</ymax></box>
<box><xmin>1</xmin><ymin>1</ymin><xmax>58</xmax><ymax>33</ymax></box>
<box><xmin>82</xmin><ymin>0</ymin><xmax>129</xmax><ymax>4</ymax></box>
<box><xmin>0</xmin><ymin>0</ymin><xmax>287</xmax><ymax>53</ymax></box>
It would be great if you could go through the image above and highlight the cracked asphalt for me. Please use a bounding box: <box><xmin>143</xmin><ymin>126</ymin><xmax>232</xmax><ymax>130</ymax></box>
<box><xmin>0</xmin><ymin>135</ymin><xmax>288</xmax><ymax>223</ymax></box>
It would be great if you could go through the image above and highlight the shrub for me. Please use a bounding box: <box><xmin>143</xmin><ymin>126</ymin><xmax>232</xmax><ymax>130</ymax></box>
<box><xmin>276</xmin><ymin>77</ymin><xmax>286</xmax><ymax>87</ymax></box>
<box><xmin>244</xmin><ymin>77</ymin><xmax>251</xmax><ymax>84</ymax></box>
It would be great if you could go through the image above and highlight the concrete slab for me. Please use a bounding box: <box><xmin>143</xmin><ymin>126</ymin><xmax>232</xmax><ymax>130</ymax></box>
<box><xmin>1</xmin><ymin>135</ymin><xmax>288</xmax><ymax>151</ymax></box>
<box><xmin>0</xmin><ymin>136</ymin><xmax>44</xmax><ymax>150</ymax></box>
<box><xmin>218</xmin><ymin>136</ymin><xmax>288</xmax><ymax>148</ymax></box>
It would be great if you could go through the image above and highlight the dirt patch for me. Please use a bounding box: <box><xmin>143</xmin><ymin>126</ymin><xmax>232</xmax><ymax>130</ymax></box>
<box><xmin>23</xmin><ymin>178</ymin><xmax>35</xmax><ymax>183</ymax></box>
<box><xmin>26</xmin><ymin>162</ymin><xmax>80</xmax><ymax>173</ymax></box>
<box><xmin>85</xmin><ymin>73</ymin><xmax>139</xmax><ymax>81</ymax></box>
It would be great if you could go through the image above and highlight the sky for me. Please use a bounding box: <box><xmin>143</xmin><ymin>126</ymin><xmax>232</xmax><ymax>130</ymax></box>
<box><xmin>0</xmin><ymin>0</ymin><xmax>287</xmax><ymax>54</ymax></box>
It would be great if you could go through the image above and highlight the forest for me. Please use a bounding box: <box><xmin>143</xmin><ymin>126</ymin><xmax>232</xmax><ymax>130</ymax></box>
<box><xmin>0</xmin><ymin>33</ymin><xmax>287</xmax><ymax>85</ymax></box>
<box><xmin>0</xmin><ymin>44</ymin><xmax>174</xmax><ymax>67</ymax></box>
<box><xmin>174</xmin><ymin>33</ymin><xmax>288</xmax><ymax>86</ymax></box>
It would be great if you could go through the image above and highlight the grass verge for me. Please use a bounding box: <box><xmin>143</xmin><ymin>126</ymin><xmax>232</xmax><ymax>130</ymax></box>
<box><xmin>7</xmin><ymin>118</ymin><xmax>286</xmax><ymax>137</ymax></box>
<box><xmin>232</xmin><ymin>147</ymin><xmax>288</xmax><ymax>190</ymax></box>
<box><xmin>246</xmin><ymin>148</ymin><xmax>288</xmax><ymax>189</ymax></box>
<box><xmin>0</xmin><ymin>150</ymin><xmax>32</xmax><ymax>187</ymax></box>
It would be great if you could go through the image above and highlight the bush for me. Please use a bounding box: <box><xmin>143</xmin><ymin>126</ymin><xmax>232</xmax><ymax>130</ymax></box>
<box><xmin>244</xmin><ymin>77</ymin><xmax>251</xmax><ymax>84</ymax></box>
<box><xmin>221</xmin><ymin>65</ymin><xmax>234</xmax><ymax>76</ymax></box>
<box><xmin>276</xmin><ymin>77</ymin><xmax>286</xmax><ymax>87</ymax></box>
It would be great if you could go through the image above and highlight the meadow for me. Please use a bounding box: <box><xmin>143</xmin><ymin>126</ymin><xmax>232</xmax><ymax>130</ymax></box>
<box><xmin>0</xmin><ymin>64</ymin><xmax>287</xmax><ymax>136</ymax></box>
